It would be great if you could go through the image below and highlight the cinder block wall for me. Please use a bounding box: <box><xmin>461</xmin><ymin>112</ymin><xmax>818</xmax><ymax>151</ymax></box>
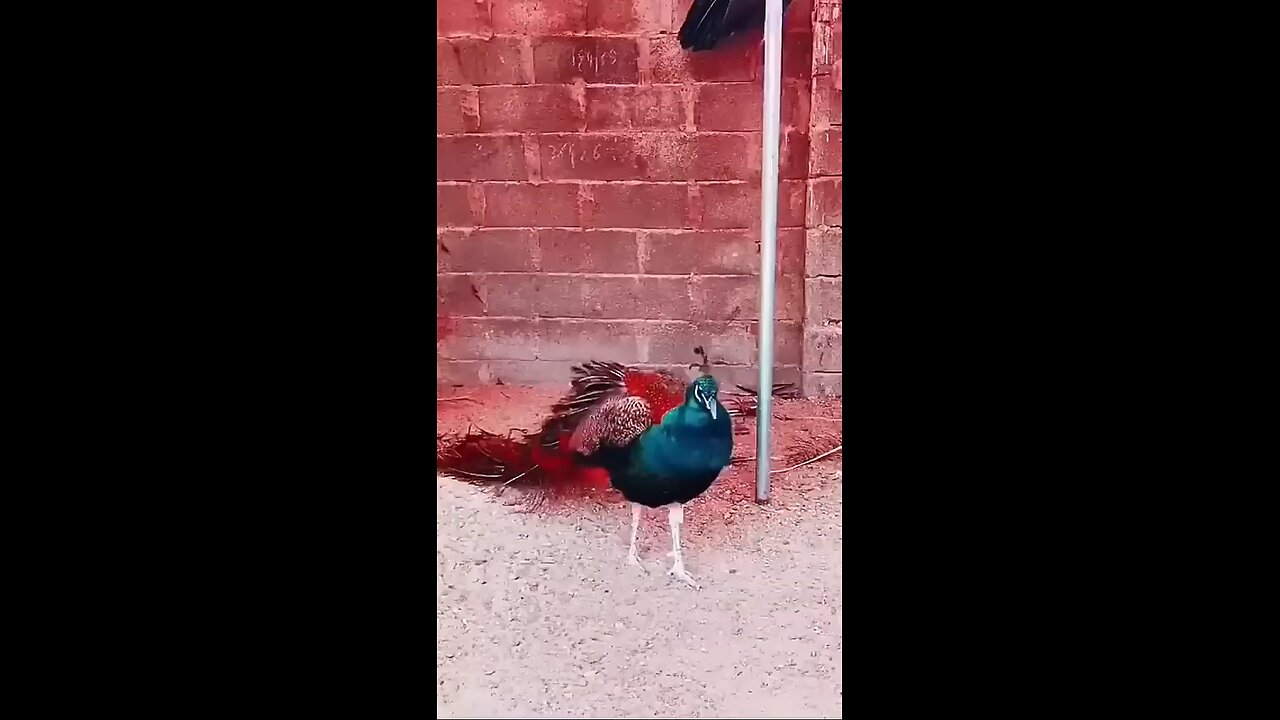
<box><xmin>437</xmin><ymin>0</ymin><xmax>842</xmax><ymax>394</ymax></box>
<box><xmin>803</xmin><ymin>0</ymin><xmax>841</xmax><ymax>396</ymax></box>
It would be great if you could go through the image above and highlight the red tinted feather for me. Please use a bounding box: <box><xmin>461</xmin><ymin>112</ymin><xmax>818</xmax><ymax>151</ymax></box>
<box><xmin>623</xmin><ymin>369</ymin><xmax>686</xmax><ymax>424</ymax></box>
<box><xmin>437</xmin><ymin>427</ymin><xmax>533</xmax><ymax>480</ymax></box>
<box><xmin>437</xmin><ymin>427</ymin><xmax>592</xmax><ymax>506</ymax></box>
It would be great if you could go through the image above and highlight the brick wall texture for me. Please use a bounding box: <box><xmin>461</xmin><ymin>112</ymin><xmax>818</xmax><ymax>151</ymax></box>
<box><xmin>437</xmin><ymin>0</ymin><xmax>842</xmax><ymax>395</ymax></box>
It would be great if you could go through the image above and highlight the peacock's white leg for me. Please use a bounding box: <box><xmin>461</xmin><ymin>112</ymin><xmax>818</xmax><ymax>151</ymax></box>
<box><xmin>665</xmin><ymin>503</ymin><xmax>699</xmax><ymax>588</ymax></box>
<box><xmin>627</xmin><ymin>502</ymin><xmax>647</xmax><ymax>572</ymax></box>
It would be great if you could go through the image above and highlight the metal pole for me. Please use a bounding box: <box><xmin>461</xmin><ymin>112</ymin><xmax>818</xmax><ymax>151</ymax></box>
<box><xmin>755</xmin><ymin>0</ymin><xmax>785</xmax><ymax>503</ymax></box>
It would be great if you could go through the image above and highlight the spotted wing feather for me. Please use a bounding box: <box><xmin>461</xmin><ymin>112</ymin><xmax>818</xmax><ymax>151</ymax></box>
<box><xmin>569</xmin><ymin>395</ymin><xmax>652</xmax><ymax>455</ymax></box>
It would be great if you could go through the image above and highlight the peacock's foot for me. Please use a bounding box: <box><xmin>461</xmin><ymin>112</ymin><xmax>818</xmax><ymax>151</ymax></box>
<box><xmin>667</xmin><ymin>564</ymin><xmax>700</xmax><ymax>589</ymax></box>
<box><xmin>627</xmin><ymin>552</ymin><xmax>648</xmax><ymax>573</ymax></box>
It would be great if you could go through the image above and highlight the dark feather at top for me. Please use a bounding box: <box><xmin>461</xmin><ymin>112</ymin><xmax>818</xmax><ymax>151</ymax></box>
<box><xmin>678</xmin><ymin>0</ymin><xmax>795</xmax><ymax>52</ymax></box>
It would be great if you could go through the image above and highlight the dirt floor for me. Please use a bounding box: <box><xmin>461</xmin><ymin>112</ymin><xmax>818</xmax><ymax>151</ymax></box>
<box><xmin>436</xmin><ymin>387</ymin><xmax>843</xmax><ymax>718</ymax></box>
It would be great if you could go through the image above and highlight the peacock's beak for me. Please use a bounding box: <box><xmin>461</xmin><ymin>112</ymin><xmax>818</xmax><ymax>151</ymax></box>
<box><xmin>707</xmin><ymin>400</ymin><xmax>716</xmax><ymax>419</ymax></box>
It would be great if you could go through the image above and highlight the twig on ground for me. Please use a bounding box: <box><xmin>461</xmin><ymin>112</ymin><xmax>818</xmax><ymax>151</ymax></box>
<box><xmin>769</xmin><ymin>445</ymin><xmax>843</xmax><ymax>475</ymax></box>
<box><xmin>731</xmin><ymin>455</ymin><xmax>781</xmax><ymax>465</ymax></box>
<box><xmin>439</xmin><ymin>396</ymin><xmax>477</xmax><ymax>403</ymax></box>
<box><xmin>497</xmin><ymin>464</ymin><xmax>540</xmax><ymax>493</ymax></box>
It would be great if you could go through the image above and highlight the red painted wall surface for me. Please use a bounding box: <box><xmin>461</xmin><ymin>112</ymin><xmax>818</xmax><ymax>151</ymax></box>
<box><xmin>437</xmin><ymin>0</ymin><xmax>841</xmax><ymax>394</ymax></box>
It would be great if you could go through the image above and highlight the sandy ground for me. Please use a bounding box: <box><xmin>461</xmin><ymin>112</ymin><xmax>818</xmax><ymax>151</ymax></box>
<box><xmin>436</xmin><ymin>387</ymin><xmax>843</xmax><ymax>718</ymax></box>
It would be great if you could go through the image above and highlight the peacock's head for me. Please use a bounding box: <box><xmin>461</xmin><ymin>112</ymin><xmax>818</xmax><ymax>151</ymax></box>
<box><xmin>687</xmin><ymin>374</ymin><xmax>721</xmax><ymax>419</ymax></box>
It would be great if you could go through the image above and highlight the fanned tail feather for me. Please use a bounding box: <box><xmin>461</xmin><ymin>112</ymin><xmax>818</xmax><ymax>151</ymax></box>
<box><xmin>538</xmin><ymin>361</ymin><xmax>630</xmax><ymax>447</ymax></box>
<box><xmin>436</xmin><ymin>427</ymin><xmax>593</xmax><ymax>508</ymax></box>
<box><xmin>436</xmin><ymin>427</ymin><xmax>537</xmax><ymax>485</ymax></box>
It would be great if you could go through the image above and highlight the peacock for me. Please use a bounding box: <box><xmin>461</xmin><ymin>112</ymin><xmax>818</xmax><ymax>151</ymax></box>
<box><xmin>437</xmin><ymin>349</ymin><xmax>733</xmax><ymax>587</ymax></box>
<box><xmin>678</xmin><ymin>0</ymin><xmax>796</xmax><ymax>52</ymax></box>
